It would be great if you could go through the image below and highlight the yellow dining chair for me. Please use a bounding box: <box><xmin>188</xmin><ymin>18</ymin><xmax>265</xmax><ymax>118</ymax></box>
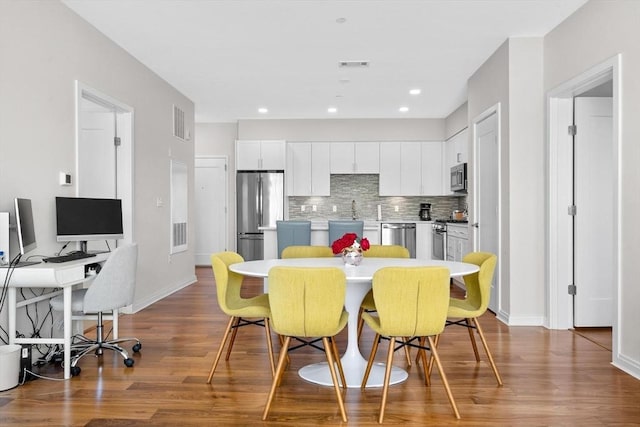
<box><xmin>263</xmin><ymin>267</ymin><xmax>349</xmax><ymax>422</ymax></box>
<box><xmin>432</xmin><ymin>252</ymin><xmax>503</xmax><ymax>386</ymax></box>
<box><xmin>207</xmin><ymin>252</ymin><xmax>275</xmax><ymax>383</ymax></box>
<box><xmin>358</xmin><ymin>245</ymin><xmax>411</xmax><ymax>359</ymax></box>
<box><xmin>360</xmin><ymin>267</ymin><xmax>460</xmax><ymax>423</ymax></box>
<box><xmin>281</xmin><ymin>245</ymin><xmax>334</xmax><ymax>258</ymax></box>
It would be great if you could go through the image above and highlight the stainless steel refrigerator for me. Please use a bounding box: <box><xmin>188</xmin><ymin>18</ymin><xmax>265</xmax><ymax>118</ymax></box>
<box><xmin>236</xmin><ymin>171</ymin><xmax>284</xmax><ymax>260</ymax></box>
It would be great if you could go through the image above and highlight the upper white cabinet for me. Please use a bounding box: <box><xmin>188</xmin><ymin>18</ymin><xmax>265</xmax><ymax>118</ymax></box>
<box><xmin>236</xmin><ymin>140</ymin><xmax>286</xmax><ymax>170</ymax></box>
<box><xmin>330</xmin><ymin>142</ymin><xmax>380</xmax><ymax>174</ymax></box>
<box><xmin>379</xmin><ymin>141</ymin><xmax>444</xmax><ymax>196</ymax></box>
<box><xmin>445</xmin><ymin>128</ymin><xmax>468</xmax><ymax>170</ymax></box>
<box><xmin>286</xmin><ymin>142</ymin><xmax>330</xmax><ymax>196</ymax></box>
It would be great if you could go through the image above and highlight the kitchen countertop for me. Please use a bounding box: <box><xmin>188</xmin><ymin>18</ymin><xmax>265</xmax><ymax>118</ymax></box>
<box><xmin>260</xmin><ymin>219</ymin><xmax>433</xmax><ymax>231</ymax></box>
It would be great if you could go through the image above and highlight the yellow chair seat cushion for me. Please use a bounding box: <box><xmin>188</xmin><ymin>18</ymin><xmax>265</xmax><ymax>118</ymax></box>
<box><xmin>224</xmin><ymin>293</ymin><xmax>271</xmax><ymax>318</ymax></box>
<box><xmin>361</xmin><ymin>290</ymin><xmax>375</xmax><ymax>310</ymax></box>
<box><xmin>447</xmin><ymin>297</ymin><xmax>483</xmax><ymax>319</ymax></box>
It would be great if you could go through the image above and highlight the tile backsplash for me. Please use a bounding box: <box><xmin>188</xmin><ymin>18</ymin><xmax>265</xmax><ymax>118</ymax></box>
<box><xmin>288</xmin><ymin>174</ymin><xmax>465</xmax><ymax>221</ymax></box>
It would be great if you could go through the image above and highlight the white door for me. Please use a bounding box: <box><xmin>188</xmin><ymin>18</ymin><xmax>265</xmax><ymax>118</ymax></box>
<box><xmin>573</xmin><ymin>97</ymin><xmax>613</xmax><ymax>326</ymax></box>
<box><xmin>474</xmin><ymin>111</ymin><xmax>500</xmax><ymax>313</ymax></box>
<box><xmin>77</xmin><ymin>84</ymin><xmax>134</xmax><ymax>249</ymax></box>
<box><xmin>195</xmin><ymin>157</ymin><xmax>228</xmax><ymax>265</ymax></box>
<box><xmin>78</xmin><ymin>99</ymin><xmax>116</xmax><ymax>198</ymax></box>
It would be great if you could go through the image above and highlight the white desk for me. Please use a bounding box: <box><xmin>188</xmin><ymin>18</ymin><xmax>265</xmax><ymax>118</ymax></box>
<box><xmin>1</xmin><ymin>253</ymin><xmax>109</xmax><ymax>379</ymax></box>
<box><xmin>230</xmin><ymin>257</ymin><xmax>479</xmax><ymax>388</ymax></box>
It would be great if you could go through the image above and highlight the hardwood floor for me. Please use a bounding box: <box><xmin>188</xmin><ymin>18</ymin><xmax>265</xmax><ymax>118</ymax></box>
<box><xmin>1</xmin><ymin>266</ymin><xmax>639</xmax><ymax>426</ymax></box>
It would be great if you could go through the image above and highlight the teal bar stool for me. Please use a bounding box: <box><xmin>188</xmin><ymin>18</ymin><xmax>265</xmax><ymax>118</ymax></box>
<box><xmin>276</xmin><ymin>220</ymin><xmax>311</xmax><ymax>258</ymax></box>
<box><xmin>328</xmin><ymin>220</ymin><xmax>364</xmax><ymax>247</ymax></box>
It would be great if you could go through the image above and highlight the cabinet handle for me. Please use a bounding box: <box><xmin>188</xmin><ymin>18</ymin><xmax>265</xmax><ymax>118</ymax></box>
<box><xmin>472</xmin><ymin>222</ymin><xmax>479</xmax><ymax>228</ymax></box>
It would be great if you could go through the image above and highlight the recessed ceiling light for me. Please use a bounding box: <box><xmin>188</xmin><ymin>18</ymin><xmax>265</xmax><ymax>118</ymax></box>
<box><xmin>399</xmin><ymin>106</ymin><xmax>409</xmax><ymax>113</ymax></box>
<box><xmin>409</xmin><ymin>88</ymin><xmax>421</xmax><ymax>95</ymax></box>
<box><xmin>328</xmin><ymin>107</ymin><xmax>337</xmax><ymax>113</ymax></box>
<box><xmin>258</xmin><ymin>107</ymin><xmax>268</xmax><ymax>114</ymax></box>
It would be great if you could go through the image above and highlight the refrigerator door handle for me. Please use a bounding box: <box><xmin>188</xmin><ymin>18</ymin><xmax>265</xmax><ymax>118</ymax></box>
<box><xmin>258</xmin><ymin>175</ymin><xmax>263</xmax><ymax>227</ymax></box>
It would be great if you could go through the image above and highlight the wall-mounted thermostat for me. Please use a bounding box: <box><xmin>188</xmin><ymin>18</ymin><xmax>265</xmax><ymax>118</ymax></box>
<box><xmin>59</xmin><ymin>172</ymin><xmax>72</xmax><ymax>186</ymax></box>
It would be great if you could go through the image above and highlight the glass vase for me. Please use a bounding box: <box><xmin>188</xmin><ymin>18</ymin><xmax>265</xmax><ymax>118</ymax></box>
<box><xmin>342</xmin><ymin>248</ymin><xmax>363</xmax><ymax>267</ymax></box>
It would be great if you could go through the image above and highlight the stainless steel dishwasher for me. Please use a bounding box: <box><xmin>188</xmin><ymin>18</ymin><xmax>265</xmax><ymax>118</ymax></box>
<box><xmin>380</xmin><ymin>222</ymin><xmax>416</xmax><ymax>258</ymax></box>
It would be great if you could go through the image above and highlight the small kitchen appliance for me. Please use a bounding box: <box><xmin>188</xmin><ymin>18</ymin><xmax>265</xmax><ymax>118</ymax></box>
<box><xmin>419</xmin><ymin>203</ymin><xmax>432</xmax><ymax>221</ymax></box>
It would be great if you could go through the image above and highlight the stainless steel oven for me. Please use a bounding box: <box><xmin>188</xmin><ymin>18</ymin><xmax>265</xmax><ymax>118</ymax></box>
<box><xmin>432</xmin><ymin>221</ymin><xmax>446</xmax><ymax>260</ymax></box>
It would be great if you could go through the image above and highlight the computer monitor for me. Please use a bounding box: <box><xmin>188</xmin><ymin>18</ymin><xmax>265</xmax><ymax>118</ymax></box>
<box><xmin>15</xmin><ymin>198</ymin><xmax>37</xmax><ymax>255</ymax></box>
<box><xmin>55</xmin><ymin>197</ymin><xmax>124</xmax><ymax>252</ymax></box>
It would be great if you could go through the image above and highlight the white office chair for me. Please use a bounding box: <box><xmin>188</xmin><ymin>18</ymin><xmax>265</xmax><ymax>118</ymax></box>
<box><xmin>50</xmin><ymin>243</ymin><xmax>141</xmax><ymax>376</ymax></box>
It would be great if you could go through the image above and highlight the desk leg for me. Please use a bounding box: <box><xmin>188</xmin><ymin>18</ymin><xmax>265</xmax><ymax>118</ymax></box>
<box><xmin>298</xmin><ymin>280</ymin><xmax>408</xmax><ymax>388</ymax></box>
<box><xmin>63</xmin><ymin>287</ymin><xmax>72</xmax><ymax>379</ymax></box>
<box><xmin>8</xmin><ymin>287</ymin><xmax>16</xmax><ymax>344</ymax></box>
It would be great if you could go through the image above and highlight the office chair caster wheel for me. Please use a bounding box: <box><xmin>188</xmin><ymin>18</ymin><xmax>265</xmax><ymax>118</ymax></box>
<box><xmin>132</xmin><ymin>343</ymin><xmax>142</xmax><ymax>353</ymax></box>
<box><xmin>124</xmin><ymin>358</ymin><xmax>135</xmax><ymax>367</ymax></box>
<box><xmin>71</xmin><ymin>366</ymin><xmax>81</xmax><ymax>376</ymax></box>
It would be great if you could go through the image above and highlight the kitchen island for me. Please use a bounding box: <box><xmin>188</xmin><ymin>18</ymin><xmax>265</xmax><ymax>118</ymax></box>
<box><xmin>260</xmin><ymin>220</ymin><xmax>434</xmax><ymax>260</ymax></box>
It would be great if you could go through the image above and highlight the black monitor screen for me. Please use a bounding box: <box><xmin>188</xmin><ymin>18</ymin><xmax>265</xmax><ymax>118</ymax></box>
<box><xmin>15</xmin><ymin>198</ymin><xmax>37</xmax><ymax>255</ymax></box>
<box><xmin>55</xmin><ymin>197</ymin><xmax>123</xmax><ymax>242</ymax></box>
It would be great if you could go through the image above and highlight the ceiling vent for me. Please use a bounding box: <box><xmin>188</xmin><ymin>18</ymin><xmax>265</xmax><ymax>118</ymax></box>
<box><xmin>338</xmin><ymin>60</ymin><xmax>370</xmax><ymax>68</ymax></box>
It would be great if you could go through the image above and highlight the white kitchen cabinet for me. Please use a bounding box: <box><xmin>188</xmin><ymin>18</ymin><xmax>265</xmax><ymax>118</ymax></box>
<box><xmin>330</xmin><ymin>142</ymin><xmax>380</xmax><ymax>174</ymax></box>
<box><xmin>379</xmin><ymin>141</ymin><xmax>444</xmax><ymax>196</ymax></box>
<box><xmin>420</xmin><ymin>141</ymin><xmax>444</xmax><ymax>195</ymax></box>
<box><xmin>446</xmin><ymin>128</ymin><xmax>468</xmax><ymax>169</ymax></box>
<box><xmin>415</xmin><ymin>222</ymin><xmax>433</xmax><ymax>260</ymax></box>
<box><xmin>286</xmin><ymin>142</ymin><xmax>330</xmax><ymax>196</ymax></box>
<box><xmin>236</xmin><ymin>140</ymin><xmax>286</xmax><ymax>170</ymax></box>
<box><xmin>447</xmin><ymin>223</ymin><xmax>470</xmax><ymax>263</ymax></box>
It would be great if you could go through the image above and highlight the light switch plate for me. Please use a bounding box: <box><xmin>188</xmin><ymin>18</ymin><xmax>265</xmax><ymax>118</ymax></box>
<box><xmin>59</xmin><ymin>172</ymin><xmax>72</xmax><ymax>186</ymax></box>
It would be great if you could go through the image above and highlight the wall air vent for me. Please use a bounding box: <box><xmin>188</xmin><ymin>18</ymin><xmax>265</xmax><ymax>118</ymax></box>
<box><xmin>338</xmin><ymin>60</ymin><xmax>370</xmax><ymax>68</ymax></box>
<box><xmin>173</xmin><ymin>104</ymin><xmax>186</xmax><ymax>140</ymax></box>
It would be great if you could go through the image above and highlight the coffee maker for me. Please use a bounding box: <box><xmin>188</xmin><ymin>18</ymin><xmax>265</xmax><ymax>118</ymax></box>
<box><xmin>419</xmin><ymin>203</ymin><xmax>432</xmax><ymax>221</ymax></box>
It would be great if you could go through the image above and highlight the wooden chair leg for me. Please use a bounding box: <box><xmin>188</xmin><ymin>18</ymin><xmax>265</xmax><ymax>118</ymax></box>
<box><xmin>427</xmin><ymin>334</ymin><xmax>440</xmax><ymax>378</ymax></box>
<box><xmin>418</xmin><ymin>336</ymin><xmax>431</xmax><ymax>387</ymax></box>
<box><xmin>378</xmin><ymin>337</ymin><xmax>396</xmax><ymax>424</ymax></box>
<box><xmin>207</xmin><ymin>316</ymin><xmax>235</xmax><ymax>383</ymax></box>
<box><xmin>402</xmin><ymin>337</ymin><xmax>412</xmax><ymax>366</ymax></box>
<box><xmin>361</xmin><ymin>334</ymin><xmax>381</xmax><ymax>388</ymax></box>
<box><xmin>357</xmin><ymin>307</ymin><xmax>365</xmax><ymax>340</ymax></box>
<box><xmin>225</xmin><ymin>316</ymin><xmax>241</xmax><ymax>360</ymax></box>
<box><xmin>472</xmin><ymin>317</ymin><xmax>503</xmax><ymax>386</ymax></box>
<box><xmin>330</xmin><ymin>336</ymin><xmax>347</xmax><ymax>389</ymax></box>
<box><xmin>323</xmin><ymin>337</ymin><xmax>348</xmax><ymax>422</ymax></box>
<box><xmin>428</xmin><ymin>336</ymin><xmax>460</xmax><ymax>419</ymax></box>
<box><xmin>262</xmin><ymin>336</ymin><xmax>291</xmax><ymax>420</ymax></box>
<box><xmin>466</xmin><ymin>317</ymin><xmax>480</xmax><ymax>361</ymax></box>
<box><xmin>264</xmin><ymin>318</ymin><xmax>276</xmax><ymax>376</ymax></box>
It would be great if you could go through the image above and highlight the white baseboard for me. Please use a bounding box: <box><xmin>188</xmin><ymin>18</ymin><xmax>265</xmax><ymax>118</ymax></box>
<box><xmin>613</xmin><ymin>352</ymin><xmax>640</xmax><ymax>380</ymax></box>
<box><xmin>129</xmin><ymin>274</ymin><xmax>197</xmax><ymax>313</ymax></box>
<box><xmin>498</xmin><ymin>311</ymin><xmax>544</xmax><ymax>326</ymax></box>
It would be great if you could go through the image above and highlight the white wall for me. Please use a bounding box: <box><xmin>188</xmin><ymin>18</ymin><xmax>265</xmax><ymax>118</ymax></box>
<box><xmin>0</xmin><ymin>1</ymin><xmax>196</xmax><ymax>322</ymax></box>
<box><xmin>544</xmin><ymin>0</ymin><xmax>640</xmax><ymax>376</ymax></box>
<box><xmin>444</xmin><ymin>102</ymin><xmax>468</xmax><ymax>140</ymax></box>
<box><xmin>237</xmin><ymin>118</ymin><xmax>446</xmax><ymax>141</ymax></box>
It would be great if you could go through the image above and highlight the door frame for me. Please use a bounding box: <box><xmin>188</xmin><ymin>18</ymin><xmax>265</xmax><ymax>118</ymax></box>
<box><xmin>471</xmin><ymin>103</ymin><xmax>504</xmax><ymax>321</ymax></box>
<box><xmin>75</xmin><ymin>81</ymin><xmax>135</xmax><ymax>246</ymax></box>
<box><xmin>546</xmin><ymin>56</ymin><xmax>621</xmax><ymax>351</ymax></box>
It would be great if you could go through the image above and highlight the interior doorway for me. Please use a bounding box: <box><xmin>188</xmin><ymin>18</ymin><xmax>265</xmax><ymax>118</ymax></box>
<box><xmin>76</xmin><ymin>82</ymin><xmax>134</xmax><ymax>251</ymax></box>
<box><xmin>546</xmin><ymin>56</ymin><xmax>620</xmax><ymax>356</ymax></box>
<box><xmin>472</xmin><ymin>104</ymin><xmax>501</xmax><ymax>316</ymax></box>
<box><xmin>194</xmin><ymin>156</ymin><xmax>228</xmax><ymax>265</ymax></box>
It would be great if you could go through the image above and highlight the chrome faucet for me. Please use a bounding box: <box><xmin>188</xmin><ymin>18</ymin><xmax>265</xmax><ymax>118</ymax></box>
<box><xmin>351</xmin><ymin>200</ymin><xmax>357</xmax><ymax>220</ymax></box>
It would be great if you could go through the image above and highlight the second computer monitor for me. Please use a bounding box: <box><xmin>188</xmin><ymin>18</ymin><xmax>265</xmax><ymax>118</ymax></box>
<box><xmin>55</xmin><ymin>197</ymin><xmax>124</xmax><ymax>251</ymax></box>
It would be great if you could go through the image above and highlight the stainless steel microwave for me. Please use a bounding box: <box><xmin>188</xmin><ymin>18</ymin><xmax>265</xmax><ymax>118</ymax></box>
<box><xmin>450</xmin><ymin>163</ymin><xmax>467</xmax><ymax>192</ymax></box>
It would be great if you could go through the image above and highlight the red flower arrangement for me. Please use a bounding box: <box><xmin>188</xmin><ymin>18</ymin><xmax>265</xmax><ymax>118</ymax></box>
<box><xmin>331</xmin><ymin>232</ymin><xmax>370</xmax><ymax>255</ymax></box>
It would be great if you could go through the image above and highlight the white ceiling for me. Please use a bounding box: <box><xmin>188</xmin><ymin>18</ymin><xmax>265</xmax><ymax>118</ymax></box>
<box><xmin>62</xmin><ymin>0</ymin><xmax>588</xmax><ymax>123</ymax></box>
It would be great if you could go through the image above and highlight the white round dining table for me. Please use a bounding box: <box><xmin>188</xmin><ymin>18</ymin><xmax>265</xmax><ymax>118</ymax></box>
<box><xmin>229</xmin><ymin>257</ymin><xmax>479</xmax><ymax>388</ymax></box>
